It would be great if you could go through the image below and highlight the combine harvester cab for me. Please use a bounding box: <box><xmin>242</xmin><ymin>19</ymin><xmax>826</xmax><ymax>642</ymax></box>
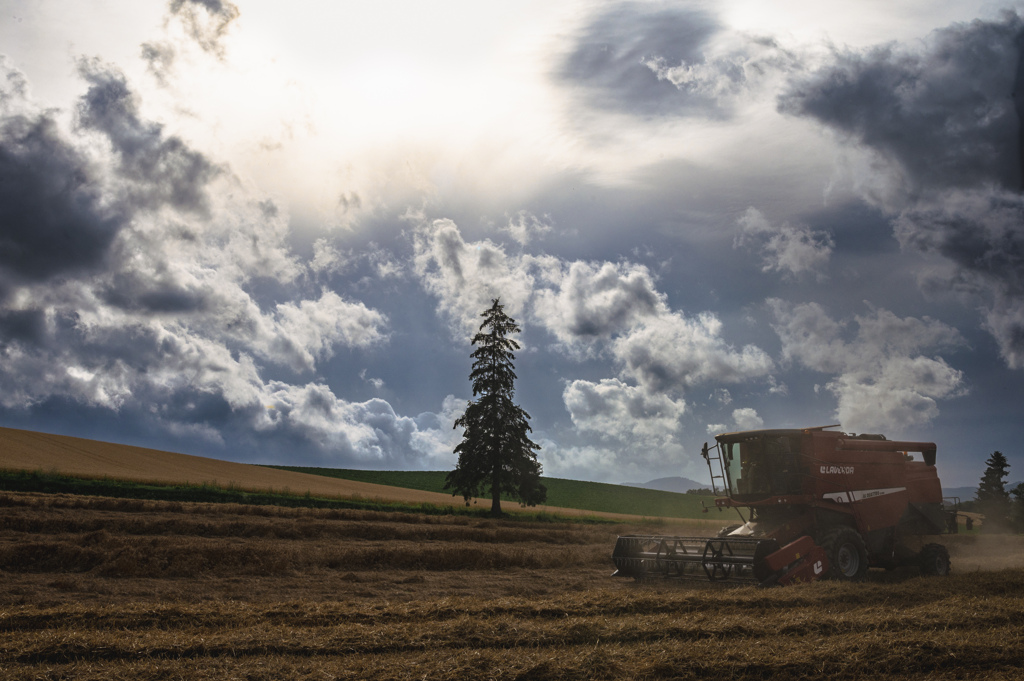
<box><xmin>613</xmin><ymin>426</ymin><xmax>957</xmax><ymax>586</ymax></box>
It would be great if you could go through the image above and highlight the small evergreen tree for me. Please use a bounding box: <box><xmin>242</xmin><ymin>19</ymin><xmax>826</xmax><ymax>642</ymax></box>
<box><xmin>445</xmin><ymin>299</ymin><xmax>546</xmax><ymax>516</ymax></box>
<box><xmin>976</xmin><ymin>451</ymin><xmax>1011</xmax><ymax>532</ymax></box>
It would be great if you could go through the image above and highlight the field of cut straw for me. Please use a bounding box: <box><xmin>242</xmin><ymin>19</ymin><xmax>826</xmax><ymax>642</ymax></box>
<box><xmin>2</xmin><ymin>490</ymin><xmax>1023</xmax><ymax>680</ymax></box>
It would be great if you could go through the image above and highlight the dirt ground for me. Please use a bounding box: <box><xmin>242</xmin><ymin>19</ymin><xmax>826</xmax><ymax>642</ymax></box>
<box><xmin>1</xmin><ymin>491</ymin><xmax>1023</xmax><ymax>680</ymax></box>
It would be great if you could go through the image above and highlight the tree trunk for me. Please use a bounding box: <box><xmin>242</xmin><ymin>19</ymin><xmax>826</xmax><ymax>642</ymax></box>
<box><xmin>491</xmin><ymin>463</ymin><xmax>502</xmax><ymax>517</ymax></box>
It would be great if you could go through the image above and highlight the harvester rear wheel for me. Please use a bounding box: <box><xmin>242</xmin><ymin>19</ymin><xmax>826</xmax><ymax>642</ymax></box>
<box><xmin>819</xmin><ymin>527</ymin><xmax>868</xmax><ymax>581</ymax></box>
<box><xmin>918</xmin><ymin>543</ymin><xmax>950</xmax><ymax>576</ymax></box>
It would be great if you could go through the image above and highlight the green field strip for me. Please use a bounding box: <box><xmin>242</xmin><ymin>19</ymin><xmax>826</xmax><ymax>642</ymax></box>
<box><xmin>0</xmin><ymin>469</ymin><xmax>614</xmax><ymax>523</ymax></box>
<box><xmin>268</xmin><ymin>466</ymin><xmax>719</xmax><ymax>519</ymax></box>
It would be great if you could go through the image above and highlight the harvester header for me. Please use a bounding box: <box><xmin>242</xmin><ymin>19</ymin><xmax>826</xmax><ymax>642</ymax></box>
<box><xmin>612</xmin><ymin>426</ymin><xmax>957</xmax><ymax>586</ymax></box>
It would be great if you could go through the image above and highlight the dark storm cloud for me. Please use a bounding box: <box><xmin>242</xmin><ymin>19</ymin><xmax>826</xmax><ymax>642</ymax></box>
<box><xmin>779</xmin><ymin>12</ymin><xmax>1024</xmax><ymax>369</ymax></box>
<box><xmin>39</xmin><ymin>318</ymin><xmax>171</xmax><ymax>375</ymax></box>
<box><xmin>894</xmin><ymin>189</ymin><xmax>1024</xmax><ymax>366</ymax></box>
<box><xmin>99</xmin><ymin>271</ymin><xmax>209</xmax><ymax>313</ymax></box>
<box><xmin>0</xmin><ymin>309</ymin><xmax>46</xmax><ymax>346</ymax></box>
<box><xmin>0</xmin><ymin>109</ymin><xmax>123</xmax><ymax>289</ymax></box>
<box><xmin>76</xmin><ymin>59</ymin><xmax>220</xmax><ymax>214</ymax></box>
<box><xmin>779</xmin><ymin>12</ymin><xmax>1024</xmax><ymax>194</ymax></box>
<box><xmin>559</xmin><ymin>3</ymin><xmax>727</xmax><ymax>116</ymax></box>
<box><xmin>158</xmin><ymin>387</ymin><xmax>234</xmax><ymax>427</ymax></box>
<box><xmin>896</xmin><ymin>192</ymin><xmax>1024</xmax><ymax>290</ymax></box>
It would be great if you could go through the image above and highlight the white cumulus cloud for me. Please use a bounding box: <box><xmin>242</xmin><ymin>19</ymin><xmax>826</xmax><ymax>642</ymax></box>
<box><xmin>612</xmin><ymin>312</ymin><xmax>774</xmax><ymax>392</ymax></box>
<box><xmin>532</xmin><ymin>259</ymin><xmax>664</xmax><ymax>356</ymax></box>
<box><xmin>769</xmin><ymin>299</ymin><xmax>966</xmax><ymax>433</ymax></box>
<box><xmin>413</xmin><ymin>218</ymin><xmax>535</xmax><ymax>337</ymax></box>
<box><xmin>731</xmin><ymin>407</ymin><xmax>763</xmax><ymax>431</ymax></box>
<box><xmin>563</xmin><ymin>378</ymin><xmax>686</xmax><ymax>442</ymax></box>
<box><xmin>735</xmin><ymin>207</ymin><xmax>833</xmax><ymax>279</ymax></box>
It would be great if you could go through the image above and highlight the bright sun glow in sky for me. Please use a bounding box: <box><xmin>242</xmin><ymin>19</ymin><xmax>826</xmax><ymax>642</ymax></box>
<box><xmin>2</xmin><ymin>0</ymin><xmax>994</xmax><ymax>216</ymax></box>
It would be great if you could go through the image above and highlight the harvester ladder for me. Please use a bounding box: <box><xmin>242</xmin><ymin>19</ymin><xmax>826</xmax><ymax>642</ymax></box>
<box><xmin>702</xmin><ymin>442</ymin><xmax>728</xmax><ymax>496</ymax></box>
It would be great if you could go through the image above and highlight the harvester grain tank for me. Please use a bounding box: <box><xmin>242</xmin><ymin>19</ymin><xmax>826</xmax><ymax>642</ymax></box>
<box><xmin>612</xmin><ymin>426</ymin><xmax>957</xmax><ymax>586</ymax></box>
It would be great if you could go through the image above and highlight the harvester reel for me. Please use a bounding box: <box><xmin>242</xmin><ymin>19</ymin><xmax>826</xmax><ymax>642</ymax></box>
<box><xmin>701</xmin><ymin>540</ymin><xmax>733</xmax><ymax>580</ymax></box>
<box><xmin>918</xmin><ymin>543</ymin><xmax>950</xmax><ymax>576</ymax></box>
<box><xmin>818</xmin><ymin>527</ymin><xmax>868</xmax><ymax>581</ymax></box>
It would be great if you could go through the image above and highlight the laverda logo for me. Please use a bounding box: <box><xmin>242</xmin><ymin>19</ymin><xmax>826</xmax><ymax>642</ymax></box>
<box><xmin>820</xmin><ymin>465</ymin><xmax>854</xmax><ymax>475</ymax></box>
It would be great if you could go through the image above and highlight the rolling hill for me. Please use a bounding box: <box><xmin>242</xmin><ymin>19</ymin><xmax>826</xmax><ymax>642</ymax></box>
<box><xmin>273</xmin><ymin>466</ymin><xmax>720</xmax><ymax>519</ymax></box>
<box><xmin>0</xmin><ymin>426</ymin><xmax>708</xmax><ymax>523</ymax></box>
<box><xmin>620</xmin><ymin>476</ymin><xmax>712</xmax><ymax>493</ymax></box>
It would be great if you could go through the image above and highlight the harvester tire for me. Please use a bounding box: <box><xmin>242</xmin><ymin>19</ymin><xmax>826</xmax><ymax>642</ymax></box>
<box><xmin>918</xmin><ymin>543</ymin><xmax>950</xmax><ymax>577</ymax></box>
<box><xmin>819</xmin><ymin>527</ymin><xmax>869</xmax><ymax>581</ymax></box>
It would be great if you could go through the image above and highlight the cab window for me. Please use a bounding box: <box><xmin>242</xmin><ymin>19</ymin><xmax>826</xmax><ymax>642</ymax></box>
<box><xmin>722</xmin><ymin>436</ymin><xmax>801</xmax><ymax>500</ymax></box>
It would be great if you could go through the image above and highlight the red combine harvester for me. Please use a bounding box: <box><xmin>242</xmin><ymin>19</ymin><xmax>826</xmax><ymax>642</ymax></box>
<box><xmin>612</xmin><ymin>426</ymin><xmax>957</xmax><ymax>586</ymax></box>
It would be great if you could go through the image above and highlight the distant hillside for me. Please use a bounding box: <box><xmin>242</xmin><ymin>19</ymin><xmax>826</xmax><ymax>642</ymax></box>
<box><xmin>943</xmin><ymin>486</ymin><xmax>976</xmax><ymax>501</ymax></box>
<box><xmin>621</xmin><ymin>476</ymin><xmax>712</xmax><ymax>494</ymax></box>
<box><xmin>943</xmin><ymin>483</ymin><xmax>1023</xmax><ymax>501</ymax></box>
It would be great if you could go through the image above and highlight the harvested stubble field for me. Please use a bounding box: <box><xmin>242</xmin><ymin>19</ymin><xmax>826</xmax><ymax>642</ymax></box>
<box><xmin>1</xmin><ymin>492</ymin><xmax>1023</xmax><ymax>680</ymax></box>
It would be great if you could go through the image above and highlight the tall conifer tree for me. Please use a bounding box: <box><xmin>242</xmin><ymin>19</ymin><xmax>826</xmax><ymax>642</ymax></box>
<box><xmin>445</xmin><ymin>299</ymin><xmax>546</xmax><ymax>516</ymax></box>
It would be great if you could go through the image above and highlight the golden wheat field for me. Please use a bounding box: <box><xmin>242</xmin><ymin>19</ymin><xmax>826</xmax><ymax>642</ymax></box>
<box><xmin>1</xmin><ymin>490</ymin><xmax>1023</xmax><ymax>680</ymax></box>
<box><xmin>0</xmin><ymin>426</ymin><xmax>660</xmax><ymax>522</ymax></box>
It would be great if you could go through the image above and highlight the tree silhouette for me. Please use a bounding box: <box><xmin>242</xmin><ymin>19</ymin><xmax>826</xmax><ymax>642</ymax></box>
<box><xmin>976</xmin><ymin>450</ymin><xmax>1011</xmax><ymax>532</ymax></box>
<box><xmin>445</xmin><ymin>299</ymin><xmax>546</xmax><ymax>516</ymax></box>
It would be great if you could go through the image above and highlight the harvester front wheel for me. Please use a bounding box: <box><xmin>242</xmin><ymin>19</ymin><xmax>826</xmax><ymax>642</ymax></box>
<box><xmin>918</xmin><ymin>543</ymin><xmax>950</xmax><ymax>576</ymax></box>
<box><xmin>819</xmin><ymin>527</ymin><xmax>868</xmax><ymax>581</ymax></box>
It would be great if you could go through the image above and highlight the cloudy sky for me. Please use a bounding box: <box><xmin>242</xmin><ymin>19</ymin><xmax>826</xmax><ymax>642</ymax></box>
<box><xmin>1</xmin><ymin>0</ymin><xmax>1023</xmax><ymax>487</ymax></box>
